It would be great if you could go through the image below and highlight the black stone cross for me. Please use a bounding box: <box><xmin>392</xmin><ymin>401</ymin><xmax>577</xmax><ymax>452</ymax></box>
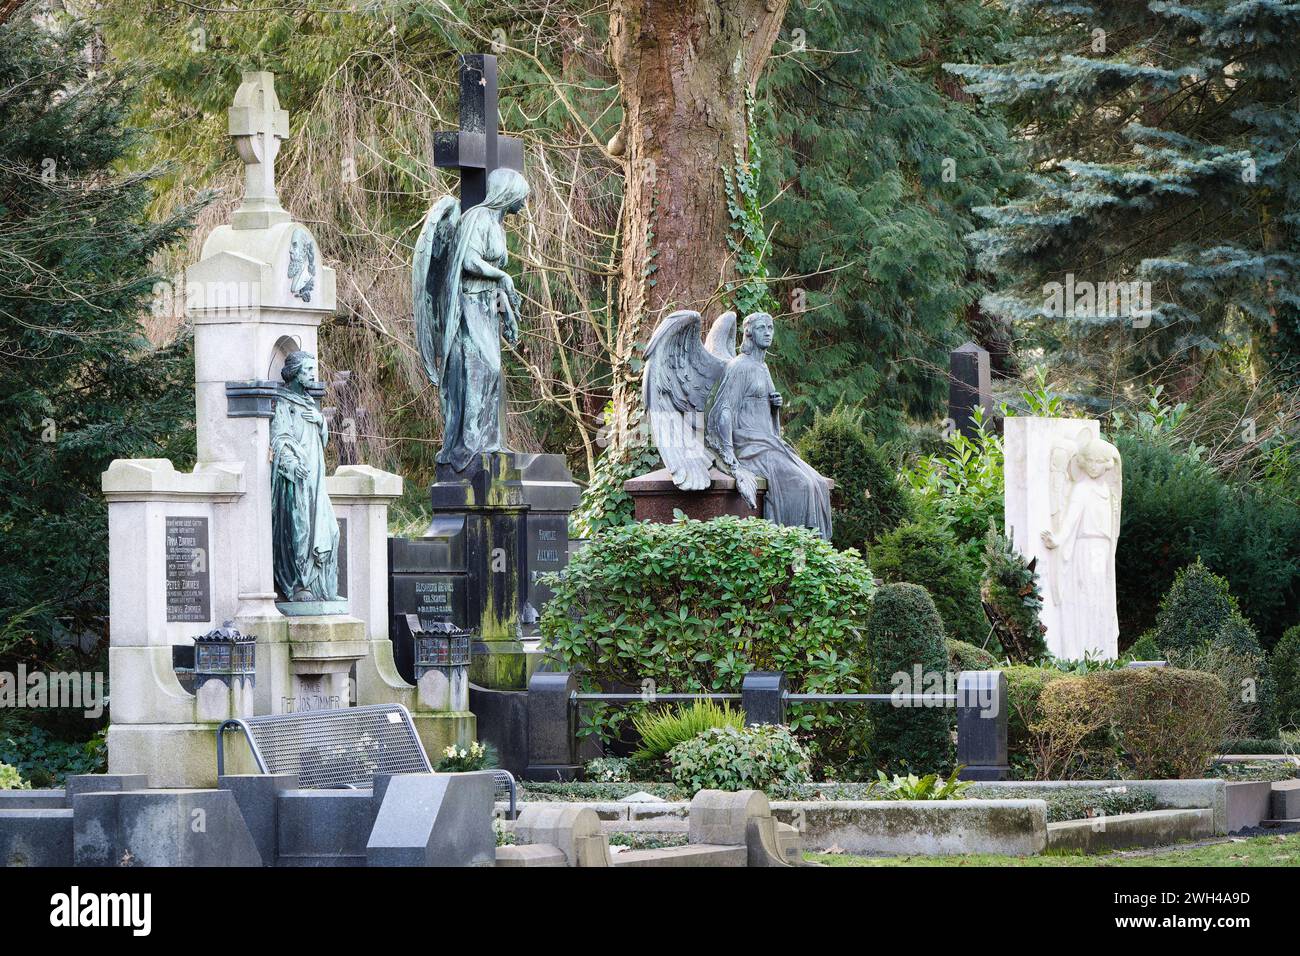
<box><xmin>434</xmin><ymin>53</ymin><xmax>525</xmax><ymax>210</ymax></box>
<box><xmin>948</xmin><ymin>341</ymin><xmax>994</xmax><ymax>439</ymax></box>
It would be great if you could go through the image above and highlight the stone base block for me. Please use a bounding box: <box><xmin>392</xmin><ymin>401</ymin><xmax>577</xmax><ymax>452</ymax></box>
<box><xmin>624</xmin><ymin>467</ymin><xmax>765</xmax><ymax>523</ymax></box>
<box><xmin>0</xmin><ymin>810</ymin><xmax>74</xmax><ymax>866</ymax></box>
<box><xmin>108</xmin><ymin>722</ymin><xmax>257</xmax><ymax>789</ymax></box>
<box><xmin>1272</xmin><ymin>779</ymin><xmax>1300</xmax><ymax>820</ymax></box>
<box><xmin>1047</xmin><ymin>808</ymin><xmax>1215</xmax><ymax>854</ymax></box>
<box><xmin>1226</xmin><ymin>780</ymin><xmax>1274</xmax><ymax>833</ymax></box>
<box><xmin>410</xmin><ymin>711</ymin><xmax>476</xmax><ymax>765</ymax></box>
<box><xmin>73</xmin><ymin>789</ymin><xmax>263</xmax><ymax>866</ymax></box>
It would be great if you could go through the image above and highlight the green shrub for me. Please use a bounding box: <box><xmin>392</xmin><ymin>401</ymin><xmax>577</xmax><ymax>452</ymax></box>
<box><xmin>947</xmin><ymin>638</ymin><xmax>998</xmax><ymax>671</ymax></box>
<box><xmin>1271</xmin><ymin>626</ymin><xmax>1300</xmax><ymax>731</ymax></box>
<box><xmin>435</xmin><ymin>741</ymin><xmax>494</xmax><ymax>772</ymax></box>
<box><xmin>0</xmin><ymin>763</ymin><xmax>27</xmax><ymax>790</ymax></box>
<box><xmin>1104</xmin><ymin>668</ymin><xmax>1232</xmax><ymax>779</ymax></box>
<box><xmin>570</xmin><ymin>430</ymin><xmax>662</xmax><ymax>538</ymax></box>
<box><xmin>797</xmin><ymin>406</ymin><xmax>913</xmax><ymax>550</ymax></box>
<box><xmin>0</xmin><ymin>724</ymin><xmax>105</xmax><ymax>788</ymax></box>
<box><xmin>1004</xmin><ymin>665</ymin><xmax>1233</xmax><ymax>780</ymax></box>
<box><xmin>539</xmin><ymin>516</ymin><xmax>875</xmax><ymax>770</ymax></box>
<box><xmin>583</xmin><ymin>757</ymin><xmax>633</xmax><ymax>783</ymax></box>
<box><xmin>1148</xmin><ymin>560</ymin><xmax>1276</xmax><ymax>737</ymax></box>
<box><xmin>967</xmin><ymin>784</ymin><xmax>1158</xmax><ymax>823</ymax></box>
<box><xmin>667</xmin><ymin>724</ymin><xmax>812</xmax><ymax>797</ymax></box>
<box><xmin>631</xmin><ymin>700</ymin><xmax>744</xmax><ymax>762</ymax></box>
<box><xmin>980</xmin><ymin>522</ymin><xmax>1047</xmax><ymax>662</ymax></box>
<box><xmin>1125</xmin><ymin>632</ymin><xmax>1163</xmax><ymax>662</ymax></box>
<box><xmin>873</xmin><ymin>768</ymin><xmax>971</xmax><ymax>800</ymax></box>
<box><xmin>866</xmin><ymin>583</ymin><xmax>954</xmax><ymax>774</ymax></box>
<box><xmin>901</xmin><ymin>410</ymin><xmax>1004</xmax><ymax>546</ymax></box>
<box><xmin>870</xmin><ymin>519</ymin><xmax>986</xmax><ymax>645</ymax></box>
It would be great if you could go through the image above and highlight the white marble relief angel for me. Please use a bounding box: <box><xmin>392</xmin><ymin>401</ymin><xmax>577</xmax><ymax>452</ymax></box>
<box><xmin>1040</xmin><ymin>428</ymin><xmax>1122</xmax><ymax>660</ymax></box>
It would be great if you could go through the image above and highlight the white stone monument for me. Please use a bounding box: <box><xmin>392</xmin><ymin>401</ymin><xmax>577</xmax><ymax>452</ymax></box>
<box><xmin>1003</xmin><ymin>417</ymin><xmax>1122</xmax><ymax>661</ymax></box>
<box><xmin>104</xmin><ymin>72</ymin><xmax>473</xmax><ymax>787</ymax></box>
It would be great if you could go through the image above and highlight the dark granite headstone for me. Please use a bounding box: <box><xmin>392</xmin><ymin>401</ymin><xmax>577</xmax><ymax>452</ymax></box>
<box><xmin>165</xmin><ymin>515</ymin><xmax>211</xmax><ymax>623</ymax></box>
<box><xmin>948</xmin><ymin>341</ymin><xmax>994</xmax><ymax>439</ymax></box>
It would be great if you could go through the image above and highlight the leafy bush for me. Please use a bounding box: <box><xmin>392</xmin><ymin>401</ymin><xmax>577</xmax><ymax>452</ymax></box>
<box><xmin>870</xmin><ymin>519</ymin><xmax>986</xmax><ymax>644</ymax></box>
<box><xmin>902</xmin><ymin>408</ymin><xmax>1004</xmax><ymax>546</ymax></box>
<box><xmin>540</xmin><ymin>516</ymin><xmax>875</xmax><ymax>770</ymax></box>
<box><xmin>1271</xmin><ymin>626</ymin><xmax>1300</xmax><ymax>731</ymax></box>
<box><xmin>1004</xmin><ymin>665</ymin><xmax>1069</xmax><ymax>760</ymax></box>
<box><xmin>947</xmin><ymin>638</ymin><xmax>997</xmax><ymax>671</ymax></box>
<box><xmin>1165</xmin><ymin>642</ymin><xmax>1276</xmax><ymax>741</ymax></box>
<box><xmin>873</xmin><ymin>767</ymin><xmax>971</xmax><ymax>800</ymax></box>
<box><xmin>0</xmin><ymin>763</ymin><xmax>27</xmax><ymax>790</ymax></box>
<box><xmin>980</xmin><ymin>522</ymin><xmax>1047</xmax><ymax>662</ymax></box>
<box><xmin>1124</xmin><ymin>632</ymin><xmax>1163</xmax><ymax>662</ymax></box>
<box><xmin>667</xmin><ymin>724</ymin><xmax>812</xmax><ymax>797</ymax></box>
<box><xmin>0</xmin><ymin>724</ymin><xmax>105</xmax><ymax>788</ymax></box>
<box><xmin>797</xmin><ymin>406</ymin><xmax>913</xmax><ymax>550</ymax></box>
<box><xmin>631</xmin><ymin>700</ymin><xmax>743</xmax><ymax>762</ymax></box>
<box><xmin>866</xmin><ymin>583</ymin><xmax>954</xmax><ymax>774</ymax></box>
<box><xmin>1027</xmin><ymin>675</ymin><xmax>1118</xmax><ymax>780</ymax></box>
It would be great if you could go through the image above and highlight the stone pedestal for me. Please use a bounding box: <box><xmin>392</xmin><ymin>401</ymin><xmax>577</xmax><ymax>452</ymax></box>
<box><xmin>415</xmin><ymin>451</ymin><xmax>580</xmax><ymax>691</ymax></box>
<box><xmin>624</xmin><ymin>467</ymin><xmax>766</xmax><ymax>523</ymax></box>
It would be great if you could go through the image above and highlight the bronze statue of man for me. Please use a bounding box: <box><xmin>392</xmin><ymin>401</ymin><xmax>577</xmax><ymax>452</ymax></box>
<box><xmin>270</xmin><ymin>350</ymin><xmax>341</xmax><ymax>602</ymax></box>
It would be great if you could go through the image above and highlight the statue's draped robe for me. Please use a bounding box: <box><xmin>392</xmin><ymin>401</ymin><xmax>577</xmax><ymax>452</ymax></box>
<box><xmin>431</xmin><ymin>208</ymin><xmax>511</xmax><ymax>473</ymax></box>
<box><xmin>271</xmin><ymin>388</ymin><xmax>340</xmax><ymax>600</ymax></box>
<box><xmin>1053</xmin><ymin>478</ymin><xmax>1118</xmax><ymax>659</ymax></box>
<box><xmin>708</xmin><ymin>353</ymin><xmax>832</xmax><ymax>539</ymax></box>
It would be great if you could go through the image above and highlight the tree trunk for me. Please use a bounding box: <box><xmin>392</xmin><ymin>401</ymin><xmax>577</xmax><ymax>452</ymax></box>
<box><xmin>608</xmin><ymin>0</ymin><xmax>787</xmax><ymax>449</ymax></box>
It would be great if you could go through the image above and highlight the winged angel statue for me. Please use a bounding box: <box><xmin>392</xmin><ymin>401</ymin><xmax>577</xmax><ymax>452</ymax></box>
<box><xmin>1039</xmin><ymin>428</ymin><xmax>1123</xmax><ymax>659</ymax></box>
<box><xmin>412</xmin><ymin>168</ymin><xmax>530</xmax><ymax>473</ymax></box>
<box><xmin>643</xmin><ymin>309</ymin><xmax>832</xmax><ymax>540</ymax></box>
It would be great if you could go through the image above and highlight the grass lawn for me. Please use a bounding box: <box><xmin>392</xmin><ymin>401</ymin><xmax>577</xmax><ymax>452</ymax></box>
<box><xmin>808</xmin><ymin>831</ymin><xmax>1300</xmax><ymax>867</ymax></box>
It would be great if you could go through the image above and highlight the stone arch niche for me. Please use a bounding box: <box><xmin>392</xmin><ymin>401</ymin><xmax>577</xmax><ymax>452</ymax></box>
<box><xmin>268</xmin><ymin>333</ymin><xmax>304</xmax><ymax>384</ymax></box>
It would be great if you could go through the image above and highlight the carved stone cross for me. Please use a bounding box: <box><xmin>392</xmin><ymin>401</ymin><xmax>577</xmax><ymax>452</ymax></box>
<box><xmin>434</xmin><ymin>54</ymin><xmax>524</xmax><ymax>210</ymax></box>
<box><xmin>228</xmin><ymin>71</ymin><xmax>291</xmax><ymax>230</ymax></box>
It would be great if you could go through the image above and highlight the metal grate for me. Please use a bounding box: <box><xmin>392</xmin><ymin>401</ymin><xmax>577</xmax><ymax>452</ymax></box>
<box><xmin>218</xmin><ymin>704</ymin><xmax>432</xmax><ymax>789</ymax></box>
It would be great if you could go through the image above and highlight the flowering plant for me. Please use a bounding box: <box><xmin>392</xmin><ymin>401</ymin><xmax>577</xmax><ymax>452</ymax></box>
<box><xmin>435</xmin><ymin>741</ymin><xmax>491</xmax><ymax>773</ymax></box>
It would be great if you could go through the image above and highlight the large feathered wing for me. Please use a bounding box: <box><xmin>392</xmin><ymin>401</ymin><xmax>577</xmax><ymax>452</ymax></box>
<box><xmin>643</xmin><ymin>310</ymin><xmax>731</xmax><ymax>490</ymax></box>
<box><xmin>412</xmin><ymin>196</ymin><xmax>460</xmax><ymax>387</ymax></box>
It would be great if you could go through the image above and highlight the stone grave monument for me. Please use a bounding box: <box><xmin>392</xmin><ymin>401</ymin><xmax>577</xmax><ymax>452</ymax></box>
<box><xmin>103</xmin><ymin>71</ymin><xmax>472</xmax><ymax>786</ymax></box>
<box><xmin>1004</xmin><ymin>417</ymin><xmax>1122</xmax><ymax>660</ymax></box>
<box><xmin>401</xmin><ymin>52</ymin><xmax>580</xmax><ymax>699</ymax></box>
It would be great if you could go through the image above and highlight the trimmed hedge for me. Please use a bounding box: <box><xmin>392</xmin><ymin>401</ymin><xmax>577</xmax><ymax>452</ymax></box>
<box><xmin>948</xmin><ymin>638</ymin><xmax>998</xmax><ymax>672</ymax></box>
<box><xmin>1271</xmin><ymin>626</ymin><xmax>1300</xmax><ymax>731</ymax></box>
<box><xmin>866</xmin><ymin>583</ymin><xmax>953</xmax><ymax>774</ymax></box>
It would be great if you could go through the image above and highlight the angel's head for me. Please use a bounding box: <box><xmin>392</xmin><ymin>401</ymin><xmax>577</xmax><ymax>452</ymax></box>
<box><xmin>483</xmin><ymin>168</ymin><xmax>530</xmax><ymax>215</ymax></box>
<box><xmin>740</xmin><ymin>312</ymin><xmax>775</xmax><ymax>354</ymax></box>
<box><xmin>1075</xmin><ymin>435</ymin><xmax>1119</xmax><ymax>480</ymax></box>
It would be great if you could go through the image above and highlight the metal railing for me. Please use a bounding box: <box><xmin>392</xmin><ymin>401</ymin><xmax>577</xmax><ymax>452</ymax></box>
<box><xmin>525</xmin><ymin>669</ymin><xmax>1009</xmax><ymax>782</ymax></box>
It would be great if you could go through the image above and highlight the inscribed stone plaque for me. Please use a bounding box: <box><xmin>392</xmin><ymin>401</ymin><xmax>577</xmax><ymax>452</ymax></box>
<box><xmin>525</xmin><ymin>514</ymin><xmax>570</xmax><ymax>608</ymax></box>
<box><xmin>165</xmin><ymin>516</ymin><xmax>211</xmax><ymax>623</ymax></box>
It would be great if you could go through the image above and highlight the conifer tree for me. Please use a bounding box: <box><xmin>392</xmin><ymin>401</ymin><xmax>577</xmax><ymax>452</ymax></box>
<box><xmin>0</xmin><ymin>10</ymin><xmax>204</xmax><ymax>665</ymax></box>
<box><xmin>951</xmin><ymin>0</ymin><xmax>1300</xmax><ymax>387</ymax></box>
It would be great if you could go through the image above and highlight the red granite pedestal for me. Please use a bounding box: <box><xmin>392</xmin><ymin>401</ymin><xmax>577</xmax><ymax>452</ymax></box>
<box><xmin>623</xmin><ymin>467</ymin><xmax>767</xmax><ymax>523</ymax></box>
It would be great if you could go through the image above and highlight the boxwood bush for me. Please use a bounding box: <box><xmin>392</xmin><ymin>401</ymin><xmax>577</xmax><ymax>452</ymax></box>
<box><xmin>869</xmin><ymin>518</ymin><xmax>986</xmax><ymax>645</ymax></box>
<box><xmin>797</xmin><ymin>405</ymin><xmax>913</xmax><ymax>551</ymax></box>
<box><xmin>866</xmin><ymin>582</ymin><xmax>954</xmax><ymax>774</ymax></box>
<box><xmin>1272</xmin><ymin>626</ymin><xmax>1300</xmax><ymax>731</ymax></box>
<box><xmin>539</xmin><ymin>516</ymin><xmax>876</xmax><ymax>771</ymax></box>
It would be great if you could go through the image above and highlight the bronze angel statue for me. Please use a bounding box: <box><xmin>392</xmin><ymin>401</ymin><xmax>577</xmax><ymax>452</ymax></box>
<box><xmin>643</xmin><ymin>309</ymin><xmax>832</xmax><ymax>540</ymax></box>
<box><xmin>1039</xmin><ymin>427</ymin><xmax>1123</xmax><ymax>660</ymax></box>
<box><xmin>412</xmin><ymin>168</ymin><xmax>530</xmax><ymax>473</ymax></box>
